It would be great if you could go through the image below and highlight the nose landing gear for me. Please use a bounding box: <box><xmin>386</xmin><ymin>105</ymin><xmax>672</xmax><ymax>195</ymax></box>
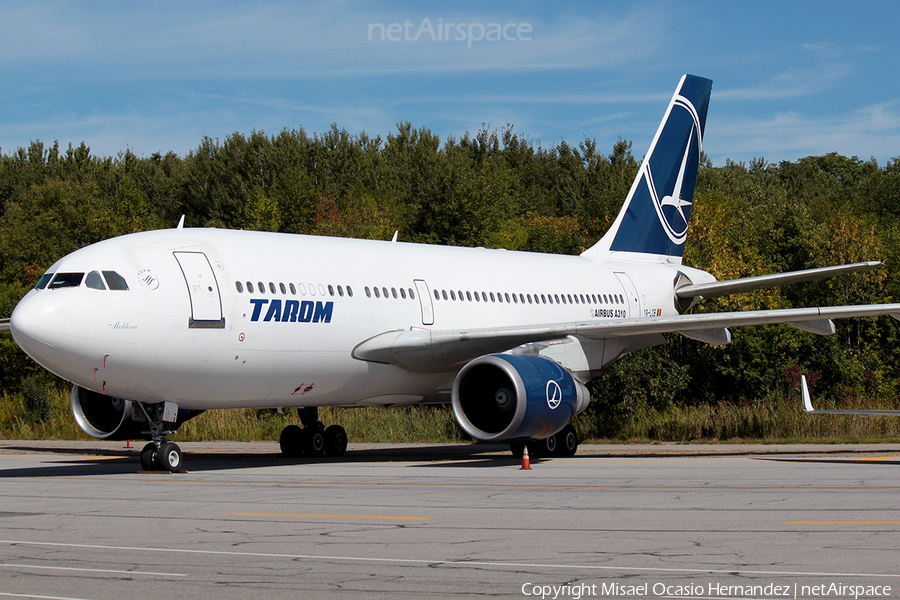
<box><xmin>136</xmin><ymin>401</ymin><xmax>183</xmax><ymax>473</ymax></box>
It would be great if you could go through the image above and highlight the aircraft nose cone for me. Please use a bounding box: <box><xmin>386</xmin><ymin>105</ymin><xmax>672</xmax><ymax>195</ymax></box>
<box><xmin>10</xmin><ymin>293</ymin><xmax>66</xmax><ymax>353</ymax></box>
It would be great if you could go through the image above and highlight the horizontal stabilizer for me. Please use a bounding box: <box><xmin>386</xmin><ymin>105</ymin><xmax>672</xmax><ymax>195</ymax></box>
<box><xmin>801</xmin><ymin>375</ymin><xmax>900</xmax><ymax>415</ymax></box>
<box><xmin>675</xmin><ymin>262</ymin><xmax>883</xmax><ymax>299</ymax></box>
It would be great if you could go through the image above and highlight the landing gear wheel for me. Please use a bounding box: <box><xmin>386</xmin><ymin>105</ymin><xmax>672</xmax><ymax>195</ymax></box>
<box><xmin>156</xmin><ymin>442</ymin><xmax>182</xmax><ymax>472</ymax></box>
<box><xmin>525</xmin><ymin>440</ymin><xmax>542</xmax><ymax>459</ymax></box>
<box><xmin>557</xmin><ymin>424</ymin><xmax>578</xmax><ymax>457</ymax></box>
<box><xmin>280</xmin><ymin>424</ymin><xmax>305</xmax><ymax>457</ymax></box>
<box><xmin>324</xmin><ymin>425</ymin><xmax>347</xmax><ymax>456</ymax></box>
<box><xmin>542</xmin><ymin>434</ymin><xmax>557</xmax><ymax>456</ymax></box>
<box><xmin>140</xmin><ymin>442</ymin><xmax>157</xmax><ymax>471</ymax></box>
<box><xmin>509</xmin><ymin>441</ymin><xmax>525</xmax><ymax>459</ymax></box>
<box><xmin>305</xmin><ymin>429</ymin><xmax>326</xmax><ymax>456</ymax></box>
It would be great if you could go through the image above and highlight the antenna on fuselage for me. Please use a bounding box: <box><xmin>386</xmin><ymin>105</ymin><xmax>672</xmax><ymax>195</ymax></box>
<box><xmin>391</xmin><ymin>230</ymin><xmax>398</xmax><ymax>243</ymax></box>
<box><xmin>177</xmin><ymin>215</ymin><xmax>185</xmax><ymax>230</ymax></box>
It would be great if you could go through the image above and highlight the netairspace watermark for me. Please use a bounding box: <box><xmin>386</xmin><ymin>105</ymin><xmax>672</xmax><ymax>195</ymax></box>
<box><xmin>520</xmin><ymin>581</ymin><xmax>894</xmax><ymax>600</ymax></box>
<box><xmin>368</xmin><ymin>18</ymin><xmax>532</xmax><ymax>48</ymax></box>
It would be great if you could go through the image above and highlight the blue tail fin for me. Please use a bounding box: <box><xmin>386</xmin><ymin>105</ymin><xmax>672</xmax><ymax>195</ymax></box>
<box><xmin>582</xmin><ymin>75</ymin><xmax>712</xmax><ymax>262</ymax></box>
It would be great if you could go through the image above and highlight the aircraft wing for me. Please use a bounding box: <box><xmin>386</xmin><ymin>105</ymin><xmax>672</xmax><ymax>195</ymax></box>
<box><xmin>0</xmin><ymin>318</ymin><xmax>9</xmax><ymax>334</ymax></box>
<box><xmin>353</xmin><ymin>303</ymin><xmax>900</xmax><ymax>373</ymax></box>
<box><xmin>801</xmin><ymin>375</ymin><xmax>900</xmax><ymax>415</ymax></box>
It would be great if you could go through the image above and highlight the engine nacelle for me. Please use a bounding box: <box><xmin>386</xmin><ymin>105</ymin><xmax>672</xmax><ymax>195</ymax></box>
<box><xmin>71</xmin><ymin>386</ymin><xmax>146</xmax><ymax>440</ymax></box>
<box><xmin>451</xmin><ymin>354</ymin><xmax>589</xmax><ymax>442</ymax></box>
<box><xmin>71</xmin><ymin>386</ymin><xmax>203</xmax><ymax>440</ymax></box>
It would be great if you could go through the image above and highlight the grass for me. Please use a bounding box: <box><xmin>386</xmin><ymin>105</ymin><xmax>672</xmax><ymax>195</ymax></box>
<box><xmin>3</xmin><ymin>383</ymin><xmax>900</xmax><ymax>445</ymax></box>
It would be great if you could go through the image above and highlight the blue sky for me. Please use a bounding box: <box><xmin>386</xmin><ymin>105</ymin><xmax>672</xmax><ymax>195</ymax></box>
<box><xmin>1</xmin><ymin>1</ymin><xmax>898</xmax><ymax>166</ymax></box>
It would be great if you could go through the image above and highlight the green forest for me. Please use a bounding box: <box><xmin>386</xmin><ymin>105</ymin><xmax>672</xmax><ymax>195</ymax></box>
<box><xmin>2</xmin><ymin>123</ymin><xmax>900</xmax><ymax>441</ymax></box>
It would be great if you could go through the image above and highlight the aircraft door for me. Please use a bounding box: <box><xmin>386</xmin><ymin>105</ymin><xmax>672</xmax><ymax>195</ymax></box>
<box><xmin>413</xmin><ymin>279</ymin><xmax>434</xmax><ymax>326</ymax></box>
<box><xmin>614</xmin><ymin>272</ymin><xmax>641</xmax><ymax>319</ymax></box>
<box><xmin>174</xmin><ymin>251</ymin><xmax>225</xmax><ymax>328</ymax></box>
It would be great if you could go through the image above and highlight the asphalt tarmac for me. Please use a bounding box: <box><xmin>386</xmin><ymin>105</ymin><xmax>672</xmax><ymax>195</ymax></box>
<box><xmin>1</xmin><ymin>440</ymin><xmax>899</xmax><ymax>600</ymax></box>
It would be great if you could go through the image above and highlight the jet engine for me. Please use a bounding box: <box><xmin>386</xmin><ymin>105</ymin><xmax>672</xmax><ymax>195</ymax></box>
<box><xmin>70</xmin><ymin>385</ymin><xmax>201</xmax><ymax>440</ymax></box>
<box><xmin>451</xmin><ymin>354</ymin><xmax>589</xmax><ymax>442</ymax></box>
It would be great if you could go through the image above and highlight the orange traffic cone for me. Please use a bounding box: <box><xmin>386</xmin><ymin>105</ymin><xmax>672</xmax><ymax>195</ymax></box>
<box><xmin>520</xmin><ymin>445</ymin><xmax>532</xmax><ymax>470</ymax></box>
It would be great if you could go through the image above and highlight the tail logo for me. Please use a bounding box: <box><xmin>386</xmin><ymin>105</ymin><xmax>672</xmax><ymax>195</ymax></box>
<box><xmin>645</xmin><ymin>95</ymin><xmax>703</xmax><ymax>246</ymax></box>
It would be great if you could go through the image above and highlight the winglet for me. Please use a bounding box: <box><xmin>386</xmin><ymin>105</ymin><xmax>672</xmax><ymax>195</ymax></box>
<box><xmin>800</xmin><ymin>375</ymin><xmax>816</xmax><ymax>412</ymax></box>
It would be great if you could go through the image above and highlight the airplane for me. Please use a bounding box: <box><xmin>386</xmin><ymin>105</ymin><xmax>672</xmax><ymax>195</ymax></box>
<box><xmin>2</xmin><ymin>74</ymin><xmax>900</xmax><ymax>472</ymax></box>
<box><xmin>801</xmin><ymin>375</ymin><xmax>900</xmax><ymax>415</ymax></box>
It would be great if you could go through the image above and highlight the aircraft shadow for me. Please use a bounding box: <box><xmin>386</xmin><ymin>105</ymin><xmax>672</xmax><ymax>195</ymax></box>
<box><xmin>0</xmin><ymin>442</ymin><xmax>526</xmax><ymax>477</ymax></box>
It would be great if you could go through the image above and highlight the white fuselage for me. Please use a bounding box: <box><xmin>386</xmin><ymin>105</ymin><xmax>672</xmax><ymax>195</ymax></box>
<box><xmin>10</xmin><ymin>228</ymin><xmax>711</xmax><ymax>410</ymax></box>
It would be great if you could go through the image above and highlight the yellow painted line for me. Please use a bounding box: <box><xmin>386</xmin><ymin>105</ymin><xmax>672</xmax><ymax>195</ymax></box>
<box><xmin>223</xmin><ymin>511</ymin><xmax>430</xmax><ymax>520</ymax></box>
<box><xmin>785</xmin><ymin>520</ymin><xmax>900</xmax><ymax>524</ymax></box>
<box><xmin>853</xmin><ymin>456</ymin><xmax>900</xmax><ymax>462</ymax></box>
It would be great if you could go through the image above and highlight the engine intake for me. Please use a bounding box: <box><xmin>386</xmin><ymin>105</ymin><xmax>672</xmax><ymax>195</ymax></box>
<box><xmin>71</xmin><ymin>385</ymin><xmax>202</xmax><ymax>440</ymax></box>
<box><xmin>451</xmin><ymin>354</ymin><xmax>589</xmax><ymax>442</ymax></box>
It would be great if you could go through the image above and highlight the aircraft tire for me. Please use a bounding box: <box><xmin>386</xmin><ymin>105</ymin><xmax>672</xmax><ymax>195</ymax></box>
<box><xmin>156</xmin><ymin>442</ymin><xmax>182</xmax><ymax>472</ymax></box>
<box><xmin>279</xmin><ymin>425</ymin><xmax>305</xmax><ymax>457</ymax></box>
<box><xmin>324</xmin><ymin>425</ymin><xmax>347</xmax><ymax>456</ymax></box>
<box><xmin>557</xmin><ymin>424</ymin><xmax>578</xmax><ymax>457</ymax></box>
<box><xmin>140</xmin><ymin>442</ymin><xmax>157</xmax><ymax>471</ymax></box>
<box><xmin>305</xmin><ymin>428</ymin><xmax>326</xmax><ymax>456</ymax></box>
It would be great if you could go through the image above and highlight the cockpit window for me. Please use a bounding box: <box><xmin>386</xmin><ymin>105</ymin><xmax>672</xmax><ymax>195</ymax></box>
<box><xmin>35</xmin><ymin>273</ymin><xmax>54</xmax><ymax>290</ymax></box>
<box><xmin>48</xmin><ymin>273</ymin><xmax>84</xmax><ymax>289</ymax></box>
<box><xmin>102</xmin><ymin>271</ymin><xmax>129</xmax><ymax>291</ymax></box>
<box><xmin>85</xmin><ymin>271</ymin><xmax>106</xmax><ymax>290</ymax></box>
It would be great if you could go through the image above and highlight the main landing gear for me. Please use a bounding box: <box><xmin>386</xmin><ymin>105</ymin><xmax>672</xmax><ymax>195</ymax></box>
<box><xmin>136</xmin><ymin>401</ymin><xmax>183</xmax><ymax>473</ymax></box>
<box><xmin>279</xmin><ymin>407</ymin><xmax>348</xmax><ymax>458</ymax></box>
<box><xmin>509</xmin><ymin>424</ymin><xmax>578</xmax><ymax>459</ymax></box>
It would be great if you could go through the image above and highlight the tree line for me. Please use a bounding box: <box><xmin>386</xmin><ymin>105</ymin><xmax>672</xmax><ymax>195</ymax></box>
<box><xmin>2</xmin><ymin>125</ymin><xmax>900</xmax><ymax>428</ymax></box>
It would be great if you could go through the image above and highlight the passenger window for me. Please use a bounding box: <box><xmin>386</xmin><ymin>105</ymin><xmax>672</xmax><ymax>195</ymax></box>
<box><xmin>247</xmin><ymin>282</ymin><xmax>254</xmax><ymax>293</ymax></box>
<box><xmin>442</xmin><ymin>290</ymin><xmax>448</xmax><ymax>301</ymax></box>
<box><xmin>48</xmin><ymin>273</ymin><xmax>84</xmax><ymax>289</ymax></box>
<box><xmin>366</xmin><ymin>287</ymin><xmax>372</xmax><ymax>298</ymax></box>
<box><xmin>269</xmin><ymin>282</ymin><xmax>276</xmax><ymax>294</ymax></box>
<box><xmin>374</xmin><ymin>287</ymin><xmax>381</xmax><ymax>298</ymax></box>
<box><xmin>290</xmin><ymin>283</ymin><xmax>296</xmax><ymax>295</ymax></box>
<box><xmin>466</xmin><ymin>291</ymin><xmax>472</xmax><ymax>302</ymax></box>
<box><xmin>433</xmin><ymin>289</ymin><xmax>440</xmax><ymax>300</ymax></box>
<box><xmin>450</xmin><ymin>290</ymin><xmax>457</xmax><ymax>301</ymax></box>
<box><xmin>338</xmin><ymin>285</ymin><xmax>344</xmax><ymax>297</ymax></box>
<box><xmin>391</xmin><ymin>288</ymin><xmax>398</xmax><ymax>299</ymax></box>
<box><xmin>504</xmin><ymin>293</ymin><xmax>511</xmax><ymax>303</ymax></box>
<box><xmin>279</xmin><ymin>283</ymin><xmax>286</xmax><ymax>294</ymax></box>
<box><xmin>347</xmin><ymin>286</ymin><xmax>354</xmax><ymax>297</ymax></box>
<box><xmin>235</xmin><ymin>281</ymin><xmax>244</xmax><ymax>293</ymax></box>
<box><xmin>298</xmin><ymin>283</ymin><xmax>306</xmax><ymax>295</ymax></box>
<box><xmin>490</xmin><ymin>292</ymin><xmax>495</xmax><ymax>302</ymax></box>
<box><xmin>35</xmin><ymin>273</ymin><xmax>54</xmax><ymax>289</ymax></box>
<box><xmin>328</xmin><ymin>285</ymin><xmax>335</xmax><ymax>296</ymax></box>
<box><xmin>400</xmin><ymin>288</ymin><xmax>406</xmax><ymax>299</ymax></box>
<box><xmin>381</xmin><ymin>287</ymin><xmax>388</xmax><ymax>299</ymax></box>
<box><xmin>258</xmin><ymin>282</ymin><xmax>265</xmax><ymax>294</ymax></box>
<box><xmin>408</xmin><ymin>288</ymin><xmax>415</xmax><ymax>300</ymax></box>
<box><xmin>86</xmin><ymin>271</ymin><xmax>106</xmax><ymax>290</ymax></box>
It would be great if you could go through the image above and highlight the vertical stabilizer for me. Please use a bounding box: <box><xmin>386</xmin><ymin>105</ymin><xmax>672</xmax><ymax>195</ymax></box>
<box><xmin>582</xmin><ymin>75</ymin><xmax>712</xmax><ymax>263</ymax></box>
